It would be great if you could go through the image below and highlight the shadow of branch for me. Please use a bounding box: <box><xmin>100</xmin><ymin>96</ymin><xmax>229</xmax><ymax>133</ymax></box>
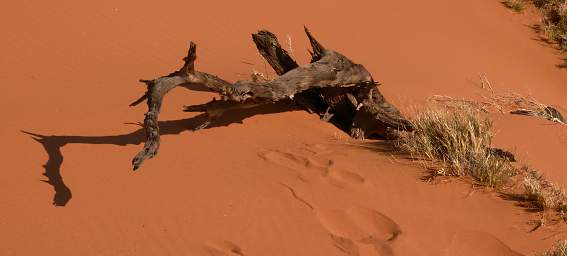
<box><xmin>22</xmin><ymin>101</ymin><xmax>297</xmax><ymax>206</ymax></box>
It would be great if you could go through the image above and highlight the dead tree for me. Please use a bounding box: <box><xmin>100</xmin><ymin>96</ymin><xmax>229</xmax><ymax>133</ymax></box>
<box><xmin>130</xmin><ymin>27</ymin><xmax>411</xmax><ymax>170</ymax></box>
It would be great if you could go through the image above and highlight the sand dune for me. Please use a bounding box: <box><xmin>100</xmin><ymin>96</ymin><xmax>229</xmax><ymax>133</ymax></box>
<box><xmin>2</xmin><ymin>0</ymin><xmax>567</xmax><ymax>255</ymax></box>
<box><xmin>443</xmin><ymin>230</ymin><xmax>522</xmax><ymax>256</ymax></box>
<box><xmin>317</xmin><ymin>206</ymin><xmax>402</xmax><ymax>256</ymax></box>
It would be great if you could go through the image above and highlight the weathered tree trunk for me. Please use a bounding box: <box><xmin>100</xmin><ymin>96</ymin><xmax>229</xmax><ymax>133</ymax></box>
<box><xmin>130</xmin><ymin>27</ymin><xmax>411</xmax><ymax>170</ymax></box>
<box><xmin>246</xmin><ymin>28</ymin><xmax>412</xmax><ymax>139</ymax></box>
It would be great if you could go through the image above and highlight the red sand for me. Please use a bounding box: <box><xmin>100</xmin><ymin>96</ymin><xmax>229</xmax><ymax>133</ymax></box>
<box><xmin>2</xmin><ymin>0</ymin><xmax>567</xmax><ymax>255</ymax></box>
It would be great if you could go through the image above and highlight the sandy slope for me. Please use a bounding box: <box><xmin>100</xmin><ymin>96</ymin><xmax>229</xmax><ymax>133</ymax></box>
<box><xmin>1</xmin><ymin>0</ymin><xmax>567</xmax><ymax>255</ymax></box>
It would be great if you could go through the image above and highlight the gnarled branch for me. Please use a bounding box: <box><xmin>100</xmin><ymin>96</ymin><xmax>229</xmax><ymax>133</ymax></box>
<box><xmin>130</xmin><ymin>28</ymin><xmax>410</xmax><ymax>170</ymax></box>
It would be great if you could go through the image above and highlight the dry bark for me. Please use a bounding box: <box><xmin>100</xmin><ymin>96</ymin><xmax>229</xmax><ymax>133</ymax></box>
<box><xmin>243</xmin><ymin>28</ymin><xmax>411</xmax><ymax>138</ymax></box>
<box><xmin>130</xmin><ymin>27</ymin><xmax>411</xmax><ymax>170</ymax></box>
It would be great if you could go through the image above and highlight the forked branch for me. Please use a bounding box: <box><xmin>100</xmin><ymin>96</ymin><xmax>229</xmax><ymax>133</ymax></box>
<box><xmin>130</xmin><ymin>28</ymin><xmax>410</xmax><ymax>170</ymax></box>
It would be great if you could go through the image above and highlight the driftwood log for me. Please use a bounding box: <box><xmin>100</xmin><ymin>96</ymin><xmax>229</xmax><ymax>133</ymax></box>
<box><xmin>130</xmin><ymin>27</ymin><xmax>411</xmax><ymax>170</ymax></box>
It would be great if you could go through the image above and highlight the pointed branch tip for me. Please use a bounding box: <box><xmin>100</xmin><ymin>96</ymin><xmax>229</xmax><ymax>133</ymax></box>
<box><xmin>303</xmin><ymin>26</ymin><xmax>325</xmax><ymax>62</ymax></box>
<box><xmin>181</xmin><ymin>41</ymin><xmax>197</xmax><ymax>75</ymax></box>
<box><xmin>139</xmin><ymin>79</ymin><xmax>152</xmax><ymax>85</ymax></box>
<box><xmin>129</xmin><ymin>94</ymin><xmax>148</xmax><ymax>107</ymax></box>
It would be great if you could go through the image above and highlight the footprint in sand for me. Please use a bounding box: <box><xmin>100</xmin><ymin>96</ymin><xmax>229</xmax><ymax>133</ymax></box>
<box><xmin>259</xmin><ymin>150</ymin><xmax>366</xmax><ymax>187</ymax></box>
<box><xmin>258</xmin><ymin>151</ymin><xmax>310</xmax><ymax>171</ymax></box>
<box><xmin>203</xmin><ymin>240</ymin><xmax>245</xmax><ymax>256</ymax></box>
<box><xmin>303</xmin><ymin>143</ymin><xmax>335</xmax><ymax>156</ymax></box>
<box><xmin>326</xmin><ymin>167</ymin><xmax>366</xmax><ymax>188</ymax></box>
<box><xmin>316</xmin><ymin>206</ymin><xmax>401</xmax><ymax>256</ymax></box>
<box><xmin>443</xmin><ymin>230</ymin><xmax>522</xmax><ymax>256</ymax></box>
<box><xmin>258</xmin><ymin>150</ymin><xmax>330</xmax><ymax>182</ymax></box>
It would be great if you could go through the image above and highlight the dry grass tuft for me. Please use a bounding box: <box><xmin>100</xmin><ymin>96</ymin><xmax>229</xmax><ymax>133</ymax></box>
<box><xmin>523</xmin><ymin>169</ymin><xmax>567</xmax><ymax>212</ymax></box>
<box><xmin>488</xmin><ymin>92</ymin><xmax>566</xmax><ymax>124</ymax></box>
<box><xmin>429</xmin><ymin>95</ymin><xmax>493</xmax><ymax>113</ymax></box>
<box><xmin>532</xmin><ymin>0</ymin><xmax>567</xmax><ymax>50</ymax></box>
<box><xmin>429</xmin><ymin>91</ymin><xmax>566</xmax><ymax>125</ymax></box>
<box><xmin>503</xmin><ymin>0</ymin><xmax>527</xmax><ymax>12</ymax></box>
<box><xmin>539</xmin><ymin>240</ymin><xmax>567</xmax><ymax>256</ymax></box>
<box><xmin>395</xmin><ymin>106</ymin><xmax>514</xmax><ymax>188</ymax></box>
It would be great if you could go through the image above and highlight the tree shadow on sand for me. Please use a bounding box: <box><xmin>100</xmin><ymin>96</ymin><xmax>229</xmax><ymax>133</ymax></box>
<box><xmin>23</xmin><ymin>101</ymin><xmax>297</xmax><ymax>206</ymax></box>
